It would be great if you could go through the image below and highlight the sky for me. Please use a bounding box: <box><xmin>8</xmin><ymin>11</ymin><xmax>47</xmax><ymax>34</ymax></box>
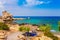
<box><xmin>0</xmin><ymin>0</ymin><xmax>60</xmax><ymax>16</ymax></box>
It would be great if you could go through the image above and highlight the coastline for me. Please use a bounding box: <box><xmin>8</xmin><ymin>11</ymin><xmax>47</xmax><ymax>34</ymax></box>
<box><xmin>0</xmin><ymin>11</ymin><xmax>60</xmax><ymax>40</ymax></box>
<box><xmin>13</xmin><ymin>18</ymin><xmax>26</xmax><ymax>20</ymax></box>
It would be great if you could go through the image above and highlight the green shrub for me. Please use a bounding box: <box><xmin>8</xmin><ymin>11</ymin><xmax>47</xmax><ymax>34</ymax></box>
<box><xmin>19</xmin><ymin>26</ymin><xmax>24</xmax><ymax>31</ymax></box>
<box><xmin>25</xmin><ymin>27</ymin><xmax>30</xmax><ymax>32</ymax></box>
<box><xmin>58</xmin><ymin>21</ymin><xmax>60</xmax><ymax>31</ymax></box>
<box><xmin>38</xmin><ymin>24</ymin><xmax>51</xmax><ymax>32</ymax></box>
<box><xmin>19</xmin><ymin>26</ymin><xmax>30</xmax><ymax>32</ymax></box>
<box><xmin>58</xmin><ymin>26</ymin><xmax>60</xmax><ymax>31</ymax></box>
<box><xmin>38</xmin><ymin>24</ymin><xmax>58</xmax><ymax>40</ymax></box>
<box><xmin>0</xmin><ymin>22</ymin><xmax>9</xmax><ymax>30</ymax></box>
<box><xmin>44</xmin><ymin>31</ymin><xmax>58</xmax><ymax>40</ymax></box>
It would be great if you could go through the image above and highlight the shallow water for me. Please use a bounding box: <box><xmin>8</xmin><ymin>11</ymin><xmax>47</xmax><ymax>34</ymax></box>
<box><xmin>13</xmin><ymin>16</ymin><xmax>60</xmax><ymax>31</ymax></box>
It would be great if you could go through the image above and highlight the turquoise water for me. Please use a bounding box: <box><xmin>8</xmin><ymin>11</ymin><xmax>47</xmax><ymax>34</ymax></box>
<box><xmin>14</xmin><ymin>16</ymin><xmax>60</xmax><ymax>31</ymax></box>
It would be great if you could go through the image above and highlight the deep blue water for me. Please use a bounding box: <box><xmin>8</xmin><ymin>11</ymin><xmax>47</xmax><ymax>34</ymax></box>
<box><xmin>13</xmin><ymin>16</ymin><xmax>60</xmax><ymax>31</ymax></box>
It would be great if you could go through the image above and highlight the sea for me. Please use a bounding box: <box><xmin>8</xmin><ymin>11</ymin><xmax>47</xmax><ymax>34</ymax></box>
<box><xmin>13</xmin><ymin>16</ymin><xmax>60</xmax><ymax>32</ymax></box>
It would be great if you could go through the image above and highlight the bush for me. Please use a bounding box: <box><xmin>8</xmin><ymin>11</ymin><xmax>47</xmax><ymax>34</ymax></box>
<box><xmin>38</xmin><ymin>24</ymin><xmax>51</xmax><ymax>32</ymax></box>
<box><xmin>19</xmin><ymin>26</ymin><xmax>30</xmax><ymax>32</ymax></box>
<box><xmin>25</xmin><ymin>27</ymin><xmax>30</xmax><ymax>32</ymax></box>
<box><xmin>0</xmin><ymin>22</ymin><xmax>9</xmax><ymax>30</ymax></box>
<box><xmin>19</xmin><ymin>26</ymin><xmax>25</xmax><ymax>31</ymax></box>
<box><xmin>58</xmin><ymin>21</ymin><xmax>60</xmax><ymax>31</ymax></box>
<box><xmin>58</xmin><ymin>26</ymin><xmax>60</xmax><ymax>31</ymax></box>
<box><xmin>38</xmin><ymin>24</ymin><xmax>58</xmax><ymax>40</ymax></box>
<box><xmin>44</xmin><ymin>31</ymin><xmax>58</xmax><ymax>40</ymax></box>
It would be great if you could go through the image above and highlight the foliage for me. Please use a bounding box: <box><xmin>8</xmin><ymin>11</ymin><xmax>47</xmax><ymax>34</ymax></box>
<box><xmin>38</xmin><ymin>24</ymin><xmax>51</xmax><ymax>32</ymax></box>
<box><xmin>19</xmin><ymin>26</ymin><xmax>30</xmax><ymax>32</ymax></box>
<box><xmin>25</xmin><ymin>27</ymin><xmax>30</xmax><ymax>32</ymax></box>
<box><xmin>38</xmin><ymin>24</ymin><xmax>58</xmax><ymax>40</ymax></box>
<box><xmin>58</xmin><ymin>21</ymin><xmax>60</xmax><ymax>24</ymax></box>
<box><xmin>58</xmin><ymin>21</ymin><xmax>60</xmax><ymax>31</ymax></box>
<box><xmin>0</xmin><ymin>22</ymin><xmax>9</xmax><ymax>30</ymax></box>
<box><xmin>58</xmin><ymin>26</ymin><xmax>60</xmax><ymax>31</ymax></box>
<box><xmin>44</xmin><ymin>31</ymin><xmax>58</xmax><ymax>40</ymax></box>
<box><xmin>19</xmin><ymin>26</ymin><xmax>24</xmax><ymax>31</ymax></box>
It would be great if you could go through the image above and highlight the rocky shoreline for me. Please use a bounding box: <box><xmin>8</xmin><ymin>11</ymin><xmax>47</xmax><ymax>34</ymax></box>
<box><xmin>13</xmin><ymin>18</ymin><xmax>26</xmax><ymax>20</ymax></box>
<box><xmin>0</xmin><ymin>11</ymin><xmax>60</xmax><ymax>40</ymax></box>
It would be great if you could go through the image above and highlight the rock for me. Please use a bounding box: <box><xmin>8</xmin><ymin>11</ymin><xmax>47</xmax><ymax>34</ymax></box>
<box><xmin>17</xmin><ymin>34</ymin><xmax>25</xmax><ymax>40</ymax></box>
<box><xmin>0</xmin><ymin>30</ymin><xmax>7</xmax><ymax>40</ymax></box>
<box><xmin>9</xmin><ymin>24</ymin><xmax>19</xmax><ymax>32</ymax></box>
<box><xmin>40</xmin><ymin>36</ymin><xmax>53</xmax><ymax>40</ymax></box>
<box><xmin>30</xmin><ymin>36</ymin><xmax>53</xmax><ymax>40</ymax></box>
<box><xmin>2</xmin><ymin>11</ymin><xmax>12</xmax><ymax>19</ymax></box>
<box><xmin>2</xmin><ymin>11</ymin><xmax>13</xmax><ymax>23</ymax></box>
<box><xmin>30</xmin><ymin>37</ymin><xmax>40</xmax><ymax>40</ymax></box>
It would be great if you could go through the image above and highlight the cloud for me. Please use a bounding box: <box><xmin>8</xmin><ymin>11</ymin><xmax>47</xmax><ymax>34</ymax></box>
<box><xmin>0</xmin><ymin>0</ymin><xmax>60</xmax><ymax>16</ymax></box>
<box><xmin>23</xmin><ymin>0</ymin><xmax>51</xmax><ymax>7</ymax></box>
<box><xmin>0</xmin><ymin>1</ymin><xmax>5</xmax><ymax>15</ymax></box>
<box><xmin>0</xmin><ymin>0</ymin><xmax>18</xmax><ymax>4</ymax></box>
<box><xmin>0</xmin><ymin>0</ymin><xmax>18</xmax><ymax>15</ymax></box>
<box><xmin>0</xmin><ymin>0</ymin><xmax>18</xmax><ymax>11</ymax></box>
<box><xmin>0</xmin><ymin>1</ymin><xmax>5</xmax><ymax>11</ymax></box>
